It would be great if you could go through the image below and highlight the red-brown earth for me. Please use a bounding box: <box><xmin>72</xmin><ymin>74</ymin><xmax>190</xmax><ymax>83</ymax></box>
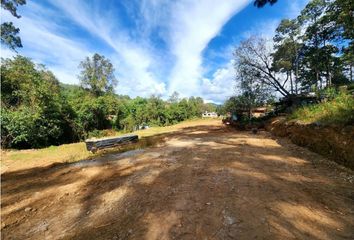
<box><xmin>1</xmin><ymin>121</ymin><xmax>354</xmax><ymax>239</ymax></box>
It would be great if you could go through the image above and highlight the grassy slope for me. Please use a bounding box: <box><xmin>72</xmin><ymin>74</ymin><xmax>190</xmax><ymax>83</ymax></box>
<box><xmin>1</xmin><ymin>118</ymin><xmax>219</xmax><ymax>172</ymax></box>
<box><xmin>289</xmin><ymin>93</ymin><xmax>354</xmax><ymax>126</ymax></box>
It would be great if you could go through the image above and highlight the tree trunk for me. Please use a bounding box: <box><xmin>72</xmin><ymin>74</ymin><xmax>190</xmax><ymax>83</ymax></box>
<box><xmin>290</xmin><ymin>70</ymin><xmax>294</xmax><ymax>94</ymax></box>
<box><xmin>316</xmin><ymin>69</ymin><xmax>320</xmax><ymax>90</ymax></box>
<box><xmin>295</xmin><ymin>60</ymin><xmax>299</xmax><ymax>94</ymax></box>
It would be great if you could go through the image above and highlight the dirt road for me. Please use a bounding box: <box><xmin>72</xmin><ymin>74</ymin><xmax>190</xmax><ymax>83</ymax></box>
<box><xmin>2</xmin><ymin>121</ymin><xmax>354</xmax><ymax>239</ymax></box>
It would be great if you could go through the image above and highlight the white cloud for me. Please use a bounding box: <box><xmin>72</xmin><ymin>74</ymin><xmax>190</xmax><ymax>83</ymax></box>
<box><xmin>167</xmin><ymin>0</ymin><xmax>251</xmax><ymax>97</ymax></box>
<box><xmin>0</xmin><ymin>47</ymin><xmax>16</xmax><ymax>59</ymax></box>
<box><xmin>50</xmin><ymin>0</ymin><xmax>167</xmax><ymax>97</ymax></box>
<box><xmin>2</xmin><ymin>0</ymin><xmax>256</xmax><ymax>101</ymax></box>
<box><xmin>201</xmin><ymin>60</ymin><xmax>236</xmax><ymax>104</ymax></box>
<box><xmin>289</xmin><ymin>0</ymin><xmax>309</xmax><ymax>19</ymax></box>
<box><xmin>48</xmin><ymin>0</ymin><xmax>252</xmax><ymax>99</ymax></box>
<box><xmin>1</xmin><ymin>1</ymin><xmax>91</xmax><ymax>84</ymax></box>
<box><xmin>202</xmin><ymin>0</ymin><xmax>311</xmax><ymax>103</ymax></box>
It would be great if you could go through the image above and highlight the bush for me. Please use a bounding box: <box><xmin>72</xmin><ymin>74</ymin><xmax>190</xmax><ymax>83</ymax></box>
<box><xmin>73</xmin><ymin>96</ymin><xmax>111</xmax><ymax>132</ymax></box>
<box><xmin>87</xmin><ymin>129</ymin><xmax>116</xmax><ymax>139</ymax></box>
<box><xmin>1</xmin><ymin>106</ymin><xmax>63</xmax><ymax>148</ymax></box>
<box><xmin>121</xmin><ymin>115</ymin><xmax>136</xmax><ymax>132</ymax></box>
<box><xmin>289</xmin><ymin>92</ymin><xmax>354</xmax><ymax>125</ymax></box>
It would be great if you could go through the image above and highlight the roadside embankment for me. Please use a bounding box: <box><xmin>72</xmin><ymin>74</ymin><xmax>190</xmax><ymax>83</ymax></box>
<box><xmin>266</xmin><ymin>117</ymin><xmax>354</xmax><ymax>170</ymax></box>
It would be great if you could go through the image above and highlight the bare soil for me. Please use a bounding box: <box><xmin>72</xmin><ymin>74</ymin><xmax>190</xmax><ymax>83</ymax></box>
<box><xmin>267</xmin><ymin>117</ymin><xmax>354</xmax><ymax>170</ymax></box>
<box><xmin>2</xmin><ymin>121</ymin><xmax>354</xmax><ymax>240</ymax></box>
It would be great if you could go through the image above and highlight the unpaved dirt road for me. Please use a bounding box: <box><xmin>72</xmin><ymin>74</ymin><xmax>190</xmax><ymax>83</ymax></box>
<box><xmin>2</xmin><ymin>121</ymin><xmax>354</xmax><ymax>239</ymax></box>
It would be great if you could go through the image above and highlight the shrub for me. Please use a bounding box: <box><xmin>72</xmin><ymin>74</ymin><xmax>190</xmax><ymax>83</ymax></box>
<box><xmin>1</xmin><ymin>106</ymin><xmax>63</xmax><ymax>148</ymax></box>
<box><xmin>87</xmin><ymin>129</ymin><xmax>116</xmax><ymax>139</ymax></box>
<box><xmin>290</xmin><ymin>92</ymin><xmax>354</xmax><ymax>125</ymax></box>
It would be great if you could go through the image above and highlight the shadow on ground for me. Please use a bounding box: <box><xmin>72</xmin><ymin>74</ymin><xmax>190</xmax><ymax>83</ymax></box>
<box><xmin>1</xmin><ymin>124</ymin><xmax>354</xmax><ymax>240</ymax></box>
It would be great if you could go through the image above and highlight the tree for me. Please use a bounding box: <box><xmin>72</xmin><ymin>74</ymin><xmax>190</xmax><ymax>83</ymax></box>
<box><xmin>234</xmin><ymin>36</ymin><xmax>291</xmax><ymax>97</ymax></box>
<box><xmin>124</xmin><ymin>97</ymin><xmax>148</xmax><ymax>129</ymax></box>
<box><xmin>273</xmin><ymin>18</ymin><xmax>303</xmax><ymax>94</ymax></box>
<box><xmin>327</xmin><ymin>0</ymin><xmax>354</xmax><ymax>81</ymax></box>
<box><xmin>168</xmin><ymin>91</ymin><xmax>180</xmax><ymax>103</ymax></box>
<box><xmin>223</xmin><ymin>69</ymin><xmax>274</xmax><ymax>120</ymax></box>
<box><xmin>298</xmin><ymin>0</ymin><xmax>333</xmax><ymax>89</ymax></box>
<box><xmin>146</xmin><ymin>95</ymin><xmax>166</xmax><ymax>126</ymax></box>
<box><xmin>1</xmin><ymin>54</ymin><xmax>219</xmax><ymax>148</ymax></box>
<box><xmin>235</xmin><ymin>55</ymin><xmax>272</xmax><ymax>118</ymax></box>
<box><xmin>112</xmin><ymin>100</ymin><xmax>129</xmax><ymax>130</ymax></box>
<box><xmin>232</xmin><ymin>0</ymin><xmax>351</xmax><ymax>105</ymax></box>
<box><xmin>1</xmin><ymin>56</ymin><xmax>76</xmax><ymax>148</ymax></box>
<box><xmin>1</xmin><ymin>0</ymin><xmax>26</xmax><ymax>50</ymax></box>
<box><xmin>78</xmin><ymin>53</ymin><xmax>117</xmax><ymax>96</ymax></box>
<box><xmin>73</xmin><ymin>96</ymin><xmax>110</xmax><ymax>133</ymax></box>
<box><xmin>327</xmin><ymin>0</ymin><xmax>354</xmax><ymax>41</ymax></box>
<box><xmin>223</xmin><ymin>97</ymin><xmax>239</xmax><ymax>113</ymax></box>
<box><xmin>341</xmin><ymin>46</ymin><xmax>354</xmax><ymax>82</ymax></box>
<box><xmin>254</xmin><ymin>0</ymin><xmax>277</xmax><ymax>8</ymax></box>
<box><xmin>188</xmin><ymin>96</ymin><xmax>204</xmax><ymax>116</ymax></box>
<box><xmin>1</xmin><ymin>55</ymin><xmax>39</xmax><ymax>107</ymax></box>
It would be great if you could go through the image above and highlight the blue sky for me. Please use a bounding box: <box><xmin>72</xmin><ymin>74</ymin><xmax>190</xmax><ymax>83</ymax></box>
<box><xmin>1</xmin><ymin>0</ymin><xmax>309</xmax><ymax>103</ymax></box>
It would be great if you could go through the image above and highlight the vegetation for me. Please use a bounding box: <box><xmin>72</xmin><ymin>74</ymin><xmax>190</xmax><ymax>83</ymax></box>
<box><xmin>2</xmin><ymin>118</ymin><xmax>219</xmax><ymax>170</ymax></box>
<box><xmin>290</xmin><ymin>91</ymin><xmax>354</xmax><ymax>125</ymax></box>
<box><xmin>78</xmin><ymin>53</ymin><xmax>117</xmax><ymax>97</ymax></box>
<box><xmin>2</xmin><ymin>0</ymin><xmax>353</xmax><ymax>149</ymax></box>
<box><xmin>1</xmin><ymin>0</ymin><xmax>26</xmax><ymax>50</ymax></box>
<box><xmin>224</xmin><ymin>0</ymin><xmax>353</xmax><ymax>122</ymax></box>
<box><xmin>1</xmin><ymin>56</ymin><xmax>75</xmax><ymax>148</ymax></box>
<box><xmin>254</xmin><ymin>0</ymin><xmax>277</xmax><ymax>8</ymax></box>
<box><xmin>1</xmin><ymin>55</ymin><xmax>217</xmax><ymax>149</ymax></box>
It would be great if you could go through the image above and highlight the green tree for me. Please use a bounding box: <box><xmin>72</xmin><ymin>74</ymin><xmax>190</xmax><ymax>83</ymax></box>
<box><xmin>78</xmin><ymin>53</ymin><xmax>117</xmax><ymax>96</ymax></box>
<box><xmin>112</xmin><ymin>101</ymin><xmax>129</xmax><ymax>130</ymax></box>
<box><xmin>177</xmin><ymin>98</ymin><xmax>192</xmax><ymax>121</ymax></box>
<box><xmin>188</xmin><ymin>96</ymin><xmax>204</xmax><ymax>116</ymax></box>
<box><xmin>72</xmin><ymin>96</ymin><xmax>110</xmax><ymax>133</ymax></box>
<box><xmin>298</xmin><ymin>0</ymin><xmax>332</xmax><ymax>89</ymax></box>
<box><xmin>146</xmin><ymin>95</ymin><xmax>166</xmax><ymax>126</ymax></box>
<box><xmin>236</xmin><ymin>57</ymin><xmax>272</xmax><ymax>118</ymax></box>
<box><xmin>1</xmin><ymin>55</ymin><xmax>218</xmax><ymax>148</ymax></box>
<box><xmin>327</xmin><ymin>0</ymin><xmax>354</xmax><ymax>41</ymax></box>
<box><xmin>327</xmin><ymin>0</ymin><xmax>354</xmax><ymax>81</ymax></box>
<box><xmin>273</xmin><ymin>18</ymin><xmax>303</xmax><ymax>94</ymax></box>
<box><xmin>1</xmin><ymin>0</ymin><xmax>26</xmax><ymax>50</ymax></box>
<box><xmin>1</xmin><ymin>56</ymin><xmax>75</xmax><ymax>148</ymax></box>
<box><xmin>168</xmin><ymin>91</ymin><xmax>180</xmax><ymax>103</ymax></box>
<box><xmin>123</xmin><ymin>97</ymin><xmax>148</xmax><ymax>130</ymax></box>
<box><xmin>223</xmin><ymin>97</ymin><xmax>239</xmax><ymax>114</ymax></box>
<box><xmin>1</xmin><ymin>55</ymin><xmax>38</xmax><ymax>107</ymax></box>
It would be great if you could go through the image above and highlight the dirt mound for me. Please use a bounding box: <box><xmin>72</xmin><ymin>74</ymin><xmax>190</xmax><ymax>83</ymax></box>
<box><xmin>267</xmin><ymin>117</ymin><xmax>354</xmax><ymax>170</ymax></box>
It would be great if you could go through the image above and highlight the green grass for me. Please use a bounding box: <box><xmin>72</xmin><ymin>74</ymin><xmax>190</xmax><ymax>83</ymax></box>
<box><xmin>289</xmin><ymin>93</ymin><xmax>354</xmax><ymax>125</ymax></box>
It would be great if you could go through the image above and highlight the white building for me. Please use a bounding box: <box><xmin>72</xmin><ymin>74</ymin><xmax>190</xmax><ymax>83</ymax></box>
<box><xmin>202</xmin><ymin>111</ymin><xmax>218</xmax><ymax>118</ymax></box>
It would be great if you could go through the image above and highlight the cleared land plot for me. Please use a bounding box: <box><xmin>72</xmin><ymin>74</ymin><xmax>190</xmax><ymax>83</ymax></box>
<box><xmin>1</xmin><ymin>119</ymin><xmax>217</xmax><ymax>173</ymax></box>
<box><xmin>1</xmin><ymin>120</ymin><xmax>354</xmax><ymax>239</ymax></box>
